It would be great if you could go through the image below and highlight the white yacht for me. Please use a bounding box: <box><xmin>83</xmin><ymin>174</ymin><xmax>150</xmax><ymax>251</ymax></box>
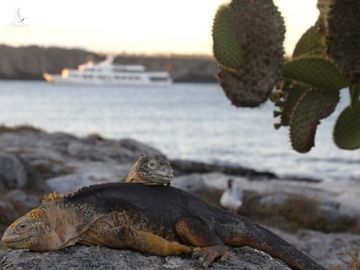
<box><xmin>43</xmin><ymin>56</ymin><xmax>172</xmax><ymax>86</ymax></box>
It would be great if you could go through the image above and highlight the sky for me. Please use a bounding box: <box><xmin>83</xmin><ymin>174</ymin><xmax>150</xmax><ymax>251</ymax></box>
<box><xmin>0</xmin><ymin>0</ymin><xmax>318</xmax><ymax>56</ymax></box>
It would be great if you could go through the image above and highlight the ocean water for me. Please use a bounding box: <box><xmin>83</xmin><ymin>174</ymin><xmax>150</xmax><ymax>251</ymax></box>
<box><xmin>0</xmin><ymin>80</ymin><xmax>358</xmax><ymax>181</ymax></box>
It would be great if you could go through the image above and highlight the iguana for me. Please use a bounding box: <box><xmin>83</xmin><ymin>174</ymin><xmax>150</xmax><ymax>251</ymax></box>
<box><xmin>1</xmin><ymin>183</ymin><xmax>325</xmax><ymax>270</ymax></box>
<box><xmin>124</xmin><ymin>154</ymin><xmax>173</xmax><ymax>185</ymax></box>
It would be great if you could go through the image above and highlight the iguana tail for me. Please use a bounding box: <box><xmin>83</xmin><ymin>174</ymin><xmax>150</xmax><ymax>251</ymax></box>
<box><xmin>215</xmin><ymin>215</ymin><xmax>325</xmax><ymax>270</ymax></box>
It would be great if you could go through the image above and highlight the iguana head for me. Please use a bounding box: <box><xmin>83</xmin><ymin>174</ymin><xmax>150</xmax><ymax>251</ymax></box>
<box><xmin>126</xmin><ymin>154</ymin><xmax>174</xmax><ymax>185</ymax></box>
<box><xmin>1</xmin><ymin>208</ymin><xmax>50</xmax><ymax>250</ymax></box>
<box><xmin>2</xmin><ymin>192</ymin><xmax>79</xmax><ymax>251</ymax></box>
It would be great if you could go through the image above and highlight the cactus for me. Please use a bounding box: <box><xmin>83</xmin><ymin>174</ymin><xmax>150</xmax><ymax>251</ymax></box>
<box><xmin>327</xmin><ymin>0</ymin><xmax>360</xmax><ymax>83</ymax></box>
<box><xmin>212</xmin><ymin>5</ymin><xmax>242</xmax><ymax>70</ymax></box>
<box><xmin>334</xmin><ymin>102</ymin><xmax>360</xmax><ymax>149</ymax></box>
<box><xmin>317</xmin><ymin>0</ymin><xmax>334</xmax><ymax>30</ymax></box>
<box><xmin>275</xmin><ymin>81</ymin><xmax>308</xmax><ymax>127</ymax></box>
<box><xmin>292</xmin><ymin>23</ymin><xmax>327</xmax><ymax>58</ymax></box>
<box><xmin>212</xmin><ymin>0</ymin><xmax>285</xmax><ymax>107</ymax></box>
<box><xmin>212</xmin><ymin>0</ymin><xmax>360</xmax><ymax>152</ymax></box>
<box><xmin>290</xmin><ymin>91</ymin><xmax>339</xmax><ymax>153</ymax></box>
<box><xmin>283</xmin><ymin>56</ymin><xmax>349</xmax><ymax>92</ymax></box>
<box><xmin>218</xmin><ymin>67</ymin><xmax>277</xmax><ymax>108</ymax></box>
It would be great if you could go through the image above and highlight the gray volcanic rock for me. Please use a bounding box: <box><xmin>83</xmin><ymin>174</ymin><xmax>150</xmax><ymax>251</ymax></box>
<box><xmin>273</xmin><ymin>228</ymin><xmax>360</xmax><ymax>269</ymax></box>
<box><xmin>171</xmin><ymin>159</ymin><xmax>277</xmax><ymax>179</ymax></box>
<box><xmin>0</xmin><ymin>126</ymin><xmax>163</xmax><ymax>195</ymax></box>
<box><xmin>259</xmin><ymin>193</ymin><xmax>290</xmax><ymax>207</ymax></box>
<box><xmin>0</xmin><ymin>190</ymin><xmax>41</xmax><ymax>233</ymax></box>
<box><xmin>0</xmin><ymin>200</ymin><xmax>16</xmax><ymax>231</ymax></box>
<box><xmin>0</xmin><ymin>246</ymin><xmax>290</xmax><ymax>270</ymax></box>
<box><xmin>0</xmin><ymin>151</ymin><xmax>28</xmax><ymax>190</ymax></box>
<box><xmin>4</xmin><ymin>190</ymin><xmax>40</xmax><ymax>210</ymax></box>
<box><xmin>66</xmin><ymin>137</ymin><xmax>163</xmax><ymax>162</ymax></box>
<box><xmin>0</xmin><ymin>128</ymin><xmax>162</xmax><ymax>163</ymax></box>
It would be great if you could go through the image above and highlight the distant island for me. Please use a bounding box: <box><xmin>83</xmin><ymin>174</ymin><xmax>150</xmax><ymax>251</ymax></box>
<box><xmin>0</xmin><ymin>45</ymin><xmax>218</xmax><ymax>83</ymax></box>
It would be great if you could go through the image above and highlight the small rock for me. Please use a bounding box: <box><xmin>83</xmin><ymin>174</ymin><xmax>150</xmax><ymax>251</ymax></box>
<box><xmin>170</xmin><ymin>159</ymin><xmax>276</xmax><ymax>179</ymax></box>
<box><xmin>47</xmin><ymin>174</ymin><xmax>110</xmax><ymax>195</ymax></box>
<box><xmin>118</xmin><ymin>138</ymin><xmax>164</xmax><ymax>159</ymax></box>
<box><xmin>260</xmin><ymin>193</ymin><xmax>289</xmax><ymax>207</ymax></box>
<box><xmin>67</xmin><ymin>141</ymin><xmax>110</xmax><ymax>161</ymax></box>
<box><xmin>4</xmin><ymin>189</ymin><xmax>40</xmax><ymax>210</ymax></box>
<box><xmin>172</xmin><ymin>173</ymin><xmax>207</xmax><ymax>192</ymax></box>
<box><xmin>0</xmin><ymin>151</ymin><xmax>28</xmax><ymax>190</ymax></box>
<box><xmin>0</xmin><ymin>200</ymin><xmax>16</xmax><ymax>226</ymax></box>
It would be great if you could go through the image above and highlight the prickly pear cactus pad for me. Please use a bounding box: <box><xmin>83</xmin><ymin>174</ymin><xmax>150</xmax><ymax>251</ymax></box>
<box><xmin>334</xmin><ymin>102</ymin><xmax>360</xmax><ymax>149</ymax></box>
<box><xmin>290</xmin><ymin>91</ymin><xmax>339</xmax><ymax>153</ymax></box>
<box><xmin>292</xmin><ymin>24</ymin><xmax>327</xmax><ymax>58</ymax></box>
<box><xmin>275</xmin><ymin>81</ymin><xmax>308</xmax><ymax>127</ymax></box>
<box><xmin>283</xmin><ymin>57</ymin><xmax>349</xmax><ymax>92</ymax></box>
<box><xmin>327</xmin><ymin>0</ymin><xmax>360</xmax><ymax>83</ymax></box>
<box><xmin>213</xmin><ymin>0</ymin><xmax>285</xmax><ymax>107</ymax></box>
<box><xmin>212</xmin><ymin>5</ymin><xmax>242</xmax><ymax>70</ymax></box>
<box><xmin>218</xmin><ymin>68</ymin><xmax>272</xmax><ymax>107</ymax></box>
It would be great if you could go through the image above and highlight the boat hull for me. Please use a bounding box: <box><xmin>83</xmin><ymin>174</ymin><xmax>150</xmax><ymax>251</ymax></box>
<box><xmin>44</xmin><ymin>75</ymin><xmax>172</xmax><ymax>87</ymax></box>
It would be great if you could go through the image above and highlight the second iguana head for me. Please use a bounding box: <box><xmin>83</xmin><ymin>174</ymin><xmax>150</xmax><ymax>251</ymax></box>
<box><xmin>125</xmin><ymin>154</ymin><xmax>174</xmax><ymax>185</ymax></box>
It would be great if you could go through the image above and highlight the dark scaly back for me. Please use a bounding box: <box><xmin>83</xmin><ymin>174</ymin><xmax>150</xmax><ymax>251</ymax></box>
<box><xmin>63</xmin><ymin>182</ymin><xmax>218</xmax><ymax>227</ymax></box>
<box><xmin>63</xmin><ymin>183</ymin><xmax>323</xmax><ymax>269</ymax></box>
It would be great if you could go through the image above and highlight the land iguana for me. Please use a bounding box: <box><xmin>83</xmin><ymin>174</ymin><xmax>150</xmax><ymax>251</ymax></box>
<box><xmin>2</xmin><ymin>183</ymin><xmax>325</xmax><ymax>269</ymax></box>
<box><xmin>124</xmin><ymin>154</ymin><xmax>173</xmax><ymax>185</ymax></box>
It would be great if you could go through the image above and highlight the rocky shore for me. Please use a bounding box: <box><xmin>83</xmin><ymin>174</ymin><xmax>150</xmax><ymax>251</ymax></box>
<box><xmin>0</xmin><ymin>125</ymin><xmax>359</xmax><ymax>269</ymax></box>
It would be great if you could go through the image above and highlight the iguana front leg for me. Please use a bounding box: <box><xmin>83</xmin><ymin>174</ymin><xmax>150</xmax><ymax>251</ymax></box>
<box><xmin>97</xmin><ymin>225</ymin><xmax>192</xmax><ymax>256</ymax></box>
<box><xmin>175</xmin><ymin>217</ymin><xmax>229</xmax><ymax>267</ymax></box>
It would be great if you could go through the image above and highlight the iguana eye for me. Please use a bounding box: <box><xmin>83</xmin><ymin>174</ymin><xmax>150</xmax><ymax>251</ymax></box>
<box><xmin>19</xmin><ymin>223</ymin><xmax>27</xmax><ymax>229</ymax></box>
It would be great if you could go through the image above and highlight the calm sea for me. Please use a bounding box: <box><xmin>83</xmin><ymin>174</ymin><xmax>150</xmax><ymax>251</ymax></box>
<box><xmin>0</xmin><ymin>80</ymin><xmax>358</xmax><ymax>181</ymax></box>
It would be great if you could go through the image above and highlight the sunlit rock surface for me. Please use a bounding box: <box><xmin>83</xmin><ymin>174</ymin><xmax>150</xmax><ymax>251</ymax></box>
<box><xmin>0</xmin><ymin>246</ymin><xmax>290</xmax><ymax>270</ymax></box>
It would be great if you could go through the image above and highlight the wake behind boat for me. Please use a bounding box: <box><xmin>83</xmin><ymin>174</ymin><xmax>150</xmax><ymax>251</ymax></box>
<box><xmin>43</xmin><ymin>56</ymin><xmax>172</xmax><ymax>86</ymax></box>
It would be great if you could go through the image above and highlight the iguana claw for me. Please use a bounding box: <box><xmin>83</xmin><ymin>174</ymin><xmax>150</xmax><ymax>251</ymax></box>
<box><xmin>193</xmin><ymin>245</ymin><xmax>230</xmax><ymax>268</ymax></box>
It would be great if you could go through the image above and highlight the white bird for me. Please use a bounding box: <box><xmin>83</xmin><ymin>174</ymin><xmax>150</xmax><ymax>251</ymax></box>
<box><xmin>220</xmin><ymin>179</ymin><xmax>243</xmax><ymax>213</ymax></box>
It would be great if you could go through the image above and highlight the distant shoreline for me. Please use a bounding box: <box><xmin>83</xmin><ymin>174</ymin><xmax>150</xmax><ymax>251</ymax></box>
<box><xmin>0</xmin><ymin>44</ymin><xmax>218</xmax><ymax>83</ymax></box>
